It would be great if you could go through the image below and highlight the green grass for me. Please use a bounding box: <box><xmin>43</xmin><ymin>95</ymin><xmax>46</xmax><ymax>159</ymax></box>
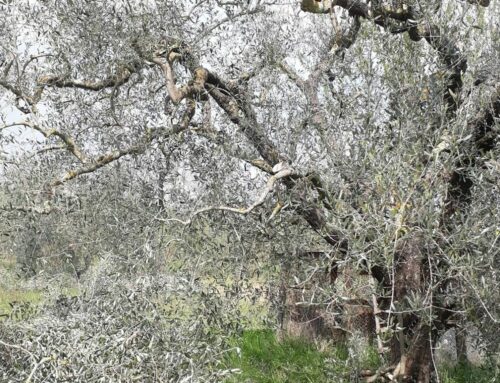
<box><xmin>0</xmin><ymin>253</ymin><xmax>84</xmax><ymax>319</ymax></box>
<box><xmin>224</xmin><ymin>330</ymin><xmax>498</xmax><ymax>383</ymax></box>
<box><xmin>440</xmin><ymin>362</ymin><xmax>498</xmax><ymax>383</ymax></box>
<box><xmin>0</xmin><ymin>288</ymin><xmax>43</xmax><ymax>316</ymax></box>
<box><xmin>62</xmin><ymin>286</ymin><xmax>81</xmax><ymax>297</ymax></box>
<box><xmin>0</xmin><ymin>254</ymin><xmax>42</xmax><ymax>318</ymax></box>
<box><xmin>225</xmin><ymin>329</ymin><xmax>351</xmax><ymax>383</ymax></box>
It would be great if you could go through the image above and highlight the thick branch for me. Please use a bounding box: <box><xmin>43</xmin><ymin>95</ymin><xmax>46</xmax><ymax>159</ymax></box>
<box><xmin>301</xmin><ymin>1</ymin><xmax>467</xmax><ymax>115</ymax></box>
<box><xmin>168</xmin><ymin>51</ymin><xmax>358</xmax><ymax>268</ymax></box>
<box><xmin>162</xmin><ymin>44</ymin><xmax>384</xmax><ymax>281</ymax></box>
<box><xmin>205</xmin><ymin>83</ymin><xmax>283</xmax><ymax>165</ymax></box>
<box><xmin>153</xmin><ymin>55</ymin><xmax>208</xmax><ymax>104</ymax></box>
<box><xmin>464</xmin><ymin>0</ymin><xmax>490</xmax><ymax>6</ymax></box>
<box><xmin>179</xmin><ymin>98</ymin><xmax>197</xmax><ymax>130</ymax></box>
<box><xmin>301</xmin><ymin>0</ymin><xmax>368</xmax><ymax>16</ymax></box>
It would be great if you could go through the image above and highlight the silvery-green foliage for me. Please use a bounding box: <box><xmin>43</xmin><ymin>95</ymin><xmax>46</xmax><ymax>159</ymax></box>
<box><xmin>0</xmin><ymin>254</ymin><xmax>241</xmax><ymax>382</ymax></box>
<box><xmin>0</xmin><ymin>0</ymin><xmax>499</xmax><ymax>377</ymax></box>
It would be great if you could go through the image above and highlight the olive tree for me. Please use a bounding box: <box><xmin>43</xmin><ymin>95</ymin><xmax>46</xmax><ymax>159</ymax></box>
<box><xmin>1</xmin><ymin>0</ymin><xmax>498</xmax><ymax>382</ymax></box>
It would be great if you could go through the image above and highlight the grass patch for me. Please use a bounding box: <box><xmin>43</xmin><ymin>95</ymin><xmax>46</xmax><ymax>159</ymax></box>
<box><xmin>0</xmin><ymin>288</ymin><xmax>43</xmax><ymax>317</ymax></box>
<box><xmin>440</xmin><ymin>362</ymin><xmax>498</xmax><ymax>383</ymax></box>
<box><xmin>62</xmin><ymin>286</ymin><xmax>80</xmax><ymax>297</ymax></box>
<box><xmin>225</xmin><ymin>329</ymin><xmax>350</xmax><ymax>383</ymax></box>
<box><xmin>225</xmin><ymin>330</ymin><xmax>497</xmax><ymax>383</ymax></box>
<box><xmin>1</xmin><ymin>254</ymin><xmax>42</xmax><ymax>319</ymax></box>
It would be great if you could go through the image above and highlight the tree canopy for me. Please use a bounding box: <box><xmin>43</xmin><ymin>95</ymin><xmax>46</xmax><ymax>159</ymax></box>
<box><xmin>1</xmin><ymin>1</ymin><xmax>499</xmax><ymax>382</ymax></box>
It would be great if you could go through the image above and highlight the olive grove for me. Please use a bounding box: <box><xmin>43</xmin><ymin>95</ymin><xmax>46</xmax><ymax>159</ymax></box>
<box><xmin>0</xmin><ymin>0</ymin><xmax>499</xmax><ymax>382</ymax></box>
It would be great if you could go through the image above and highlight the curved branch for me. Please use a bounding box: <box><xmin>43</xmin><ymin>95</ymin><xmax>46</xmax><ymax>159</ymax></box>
<box><xmin>170</xmin><ymin>50</ymin><xmax>353</xmax><ymax>255</ymax></box>
<box><xmin>37</xmin><ymin>63</ymin><xmax>140</xmax><ymax>91</ymax></box>
<box><xmin>152</xmin><ymin>55</ymin><xmax>208</xmax><ymax>104</ymax></box>
<box><xmin>0</xmin><ymin>79</ymin><xmax>44</xmax><ymax>113</ymax></box>
<box><xmin>50</xmin><ymin>117</ymin><xmax>197</xmax><ymax>186</ymax></box>
<box><xmin>1</xmin><ymin>120</ymin><xmax>87</xmax><ymax>163</ymax></box>
<box><xmin>52</xmin><ymin>145</ymin><xmax>144</xmax><ymax>186</ymax></box>
<box><xmin>301</xmin><ymin>1</ymin><xmax>467</xmax><ymax>113</ymax></box>
<box><xmin>164</xmin><ymin>166</ymin><xmax>294</xmax><ymax>226</ymax></box>
<box><xmin>51</xmin><ymin>129</ymin><xmax>156</xmax><ymax>186</ymax></box>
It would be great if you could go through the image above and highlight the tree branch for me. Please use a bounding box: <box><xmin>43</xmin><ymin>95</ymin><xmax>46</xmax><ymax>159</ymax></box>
<box><xmin>152</xmin><ymin>54</ymin><xmax>208</xmax><ymax>104</ymax></box>
<box><xmin>50</xmin><ymin>115</ymin><xmax>199</xmax><ymax>187</ymax></box>
<box><xmin>277</xmin><ymin>61</ymin><xmax>306</xmax><ymax>90</ymax></box>
<box><xmin>163</xmin><ymin>165</ymin><xmax>294</xmax><ymax>225</ymax></box>
<box><xmin>1</xmin><ymin>120</ymin><xmax>87</xmax><ymax>163</ymax></box>
<box><xmin>166</xmin><ymin>45</ymin><xmax>354</xmax><ymax>262</ymax></box>
<box><xmin>51</xmin><ymin>129</ymin><xmax>156</xmax><ymax>186</ymax></box>
<box><xmin>278</xmin><ymin>15</ymin><xmax>361</xmax><ymax>130</ymax></box>
<box><xmin>37</xmin><ymin>62</ymin><xmax>141</xmax><ymax>91</ymax></box>
<box><xmin>52</xmin><ymin>145</ymin><xmax>142</xmax><ymax>186</ymax></box>
<box><xmin>444</xmin><ymin>85</ymin><xmax>500</xmax><ymax>219</ymax></box>
<box><xmin>193</xmin><ymin>6</ymin><xmax>264</xmax><ymax>43</ymax></box>
<box><xmin>0</xmin><ymin>79</ymin><xmax>44</xmax><ymax>113</ymax></box>
<box><xmin>301</xmin><ymin>1</ymin><xmax>467</xmax><ymax>114</ymax></box>
<box><xmin>192</xmin><ymin>127</ymin><xmax>273</xmax><ymax>173</ymax></box>
<box><xmin>463</xmin><ymin>0</ymin><xmax>490</xmax><ymax>6</ymax></box>
<box><xmin>411</xmin><ymin>23</ymin><xmax>466</xmax><ymax>114</ymax></box>
<box><xmin>156</xmin><ymin>41</ymin><xmax>373</xmax><ymax>279</ymax></box>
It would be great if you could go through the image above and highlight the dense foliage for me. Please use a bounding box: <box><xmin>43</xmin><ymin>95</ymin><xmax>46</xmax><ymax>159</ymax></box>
<box><xmin>1</xmin><ymin>1</ymin><xmax>498</xmax><ymax>382</ymax></box>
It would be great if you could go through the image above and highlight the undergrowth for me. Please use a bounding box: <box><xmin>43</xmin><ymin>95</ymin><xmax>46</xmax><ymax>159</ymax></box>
<box><xmin>225</xmin><ymin>329</ymin><xmax>376</xmax><ymax>383</ymax></box>
<box><xmin>439</xmin><ymin>362</ymin><xmax>498</xmax><ymax>383</ymax></box>
<box><xmin>225</xmin><ymin>330</ymin><xmax>498</xmax><ymax>383</ymax></box>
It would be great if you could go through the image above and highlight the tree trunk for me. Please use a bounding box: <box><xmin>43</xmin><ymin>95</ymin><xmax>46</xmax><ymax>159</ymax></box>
<box><xmin>456</xmin><ymin>328</ymin><xmax>468</xmax><ymax>363</ymax></box>
<box><xmin>398</xmin><ymin>325</ymin><xmax>434</xmax><ymax>383</ymax></box>
<box><xmin>384</xmin><ymin>233</ymin><xmax>436</xmax><ymax>383</ymax></box>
